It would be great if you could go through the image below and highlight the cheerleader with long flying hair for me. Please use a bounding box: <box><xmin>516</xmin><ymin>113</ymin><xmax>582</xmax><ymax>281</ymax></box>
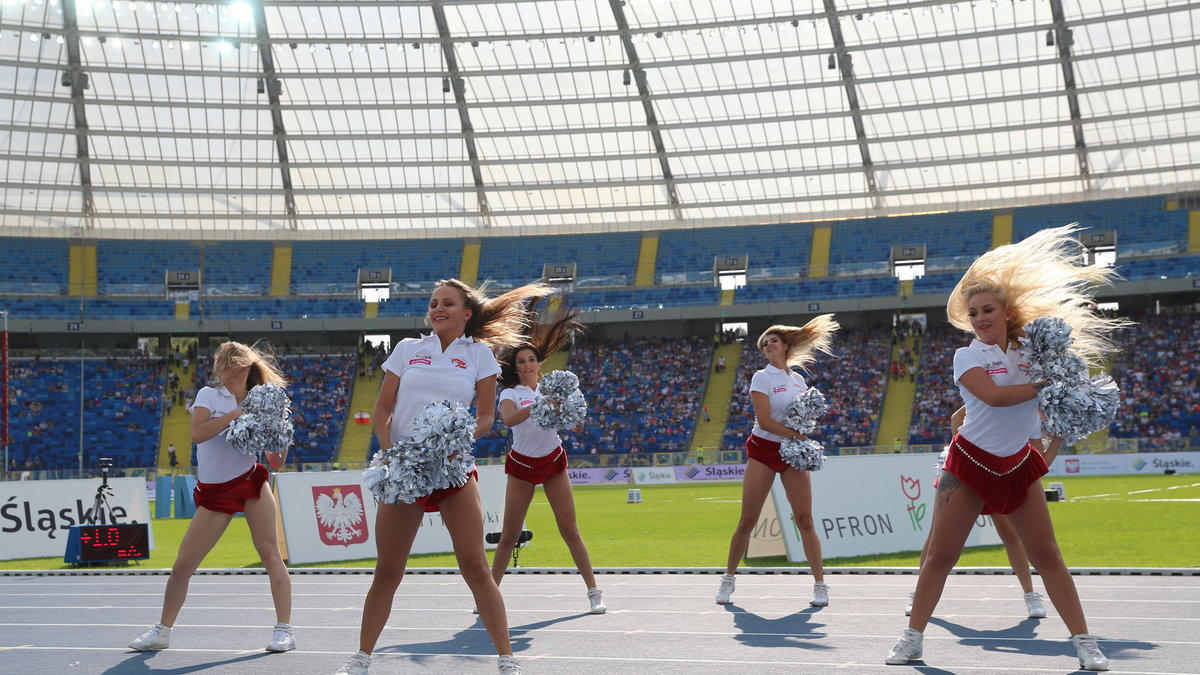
<box><xmin>336</xmin><ymin>279</ymin><xmax>554</xmax><ymax>675</ymax></box>
<box><xmin>490</xmin><ymin>301</ymin><xmax>607</xmax><ymax>613</ymax></box>
<box><xmin>886</xmin><ymin>225</ymin><xmax>1126</xmax><ymax>671</ymax></box>
<box><xmin>129</xmin><ymin>341</ymin><xmax>296</xmax><ymax>654</ymax></box>
<box><xmin>716</xmin><ymin>314</ymin><xmax>839</xmax><ymax>607</ymax></box>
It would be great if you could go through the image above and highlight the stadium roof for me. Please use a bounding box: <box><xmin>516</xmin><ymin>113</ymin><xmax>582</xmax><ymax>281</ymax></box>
<box><xmin>1</xmin><ymin>0</ymin><xmax>1197</xmax><ymax>240</ymax></box>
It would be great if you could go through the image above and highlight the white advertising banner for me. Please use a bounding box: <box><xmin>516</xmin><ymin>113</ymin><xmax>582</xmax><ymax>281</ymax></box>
<box><xmin>632</xmin><ymin>467</ymin><xmax>678</xmax><ymax>485</ymax></box>
<box><xmin>276</xmin><ymin>465</ymin><xmax>507</xmax><ymax>565</ymax></box>
<box><xmin>770</xmin><ymin>453</ymin><xmax>1001</xmax><ymax>561</ymax></box>
<box><xmin>0</xmin><ymin>477</ymin><xmax>155</xmax><ymax>561</ymax></box>
<box><xmin>1048</xmin><ymin>452</ymin><xmax>1200</xmax><ymax>477</ymax></box>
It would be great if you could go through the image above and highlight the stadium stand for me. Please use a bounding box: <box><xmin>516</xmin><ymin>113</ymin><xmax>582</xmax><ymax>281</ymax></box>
<box><xmin>564</xmin><ymin>336</ymin><xmax>710</xmax><ymax>455</ymax></box>
<box><xmin>0</xmin><ymin>238</ymin><xmax>68</xmax><ymax>294</ymax></box>
<box><xmin>477</xmin><ymin>232</ymin><xmax>641</xmax><ymax>288</ymax></box>
<box><xmin>291</xmin><ymin>239</ymin><xmax>462</xmax><ymax>293</ymax></box>
<box><xmin>907</xmin><ymin>324</ymin><xmax>967</xmax><ymax>446</ymax></box>
<box><xmin>1109</xmin><ymin>308</ymin><xmax>1200</xmax><ymax>445</ymax></box>
<box><xmin>6</xmin><ymin>357</ymin><xmax>165</xmax><ymax>471</ymax></box>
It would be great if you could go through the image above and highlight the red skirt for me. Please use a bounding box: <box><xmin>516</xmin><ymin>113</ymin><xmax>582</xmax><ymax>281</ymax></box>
<box><xmin>194</xmin><ymin>463</ymin><xmax>269</xmax><ymax>515</ymax></box>
<box><xmin>943</xmin><ymin>434</ymin><xmax>1048</xmax><ymax>515</ymax></box>
<box><xmin>414</xmin><ymin>468</ymin><xmax>479</xmax><ymax>513</ymax></box>
<box><xmin>505</xmin><ymin>447</ymin><xmax>567</xmax><ymax>486</ymax></box>
<box><xmin>745</xmin><ymin>434</ymin><xmax>789</xmax><ymax>474</ymax></box>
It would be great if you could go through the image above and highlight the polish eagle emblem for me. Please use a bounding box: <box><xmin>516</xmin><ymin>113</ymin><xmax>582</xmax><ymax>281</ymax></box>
<box><xmin>312</xmin><ymin>485</ymin><xmax>367</xmax><ymax>546</ymax></box>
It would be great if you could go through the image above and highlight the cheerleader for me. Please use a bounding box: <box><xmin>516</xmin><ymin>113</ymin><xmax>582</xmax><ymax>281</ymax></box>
<box><xmin>128</xmin><ymin>341</ymin><xmax>295</xmax><ymax>653</ymax></box>
<box><xmin>904</xmin><ymin>406</ymin><xmax>1058</xmax><ymax>620</ymax></box>
<box><xmin>335</xmin><ymin>279</ymin><xmax>551</xmax><ymax>675</ymax></box>
<box><xmin>715</xmin><ymin>315</ymin><xmax>839</xmax><ymax>607</ymax></box>
<box><xmin>490</xmin><ymin>306</ymin><xmax>605</xmax><ymax>614</ymax></box>
<box><xmin>886</xmin><ymin>226</ymin><xmax>1121</xmax><ymax>671</ymax></box>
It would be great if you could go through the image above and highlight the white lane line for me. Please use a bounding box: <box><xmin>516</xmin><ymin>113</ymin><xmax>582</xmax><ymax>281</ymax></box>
<box><xmin>3</xmin><ymin>644</ymin><xmax>1197</xmax><ymax>674</ymax></box>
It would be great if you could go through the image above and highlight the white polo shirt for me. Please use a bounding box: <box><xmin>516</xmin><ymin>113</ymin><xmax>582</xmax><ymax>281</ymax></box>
<box><xmin>499</xmin><ymin>384</ymin><xmax>562</xmax><ymax>458</ymax></box>
<box><xmin>953</xmin><ymin>338</ymin><xmax>1042</xmax><ymax>457</ymax></box>
<box><xmin>749</xmin><ymin>364</ymin><xmax>808</xmax><ymax>443</ymax></box>
<box><xmin>381</xmin><ymin>333</ymin><xmax>501</xmax><ymax>445</ymax></box>
<box><xmin>190</xmin><ymin>385</ymin><xmax>256</xmax><ymax>484</ymax></box>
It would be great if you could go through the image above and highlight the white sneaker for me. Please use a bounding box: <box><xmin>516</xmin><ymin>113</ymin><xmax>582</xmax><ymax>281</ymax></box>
<box><xmin>266</xmin><ymin>622</ymin><xmax>296</xmax><ymax>652</ymax></box>
<box><xmin>904</xmin><ymin>591</ymin><xmax>914</xmax><ymax>617</ymax></box>
<box><xmin>1072</xmin><ymin>634</ymin><xmax>1109</xmax><ymax>671</ymax></box>
<box><xmin>498</xmin><ymin>654</ymin><xmax>522</xmax><ymax>674</ymax></box>
<box><xmin>715</xmin><ymin>573</ymin><xmax>736</xmax><ymax>604</ymax></box>
<box><xmin>335</xmin><ymin>650</ymin><xmax>371</xmax><ymax>675</ymax></box>
<box><xmin>885</xmin><ymin>627</ymin><xmax>924</xmax><ymax>665</ymax></box>
<box><xmin>1024</xmin><ymin>591</ymin><xmax>1046</xmax><ymax>619</ymax></box>
<box><xmin>810</xmin><ymin>581</ymin><xmax>829</xmax><ymax>607</ymax></box>
<box><xmin>587</xmin><ymin>587</ymin><xmax>607</xmax><ymax>614</ymax></box>
<box><xmin>128</xmin><ymin>622</ymin><xmax>170</xmax><ymax>651</ymax></box>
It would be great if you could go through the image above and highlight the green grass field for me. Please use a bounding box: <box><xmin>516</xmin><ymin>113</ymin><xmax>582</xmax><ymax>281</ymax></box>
<box><xmin>2</xmin><ymin>474</ymin><xmax>1196</xmax><ymax>570</ymax></box>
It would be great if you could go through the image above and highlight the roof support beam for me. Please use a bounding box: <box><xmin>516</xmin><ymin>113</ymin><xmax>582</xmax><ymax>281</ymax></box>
<box><xmin>431</xmin><ymin>1</ymin><xmax>491</xmax><ymax>228</ymax></box>
<box><xmin>1049</xmin><ymin>0</ymin><xmax>1091</xmax><ymax>184</ymax></box>
<box><xmin>60</xmin><ymin>0</ymin><xmax>96</xmax><ymax>224</ymax></box>
<box><xmin>823</xmin><ymin>0</ymin><xmax>879</xmax><ymax>208</ymax></box>
<box><xmin>251</xmin><ymin>1</ymin><xmax>298</xmax><ymax>230</ymax></box>
<box><xmin>608</xmin><ymin>0</ymin><xmax>683</xmax><ymax>221</ymax></box>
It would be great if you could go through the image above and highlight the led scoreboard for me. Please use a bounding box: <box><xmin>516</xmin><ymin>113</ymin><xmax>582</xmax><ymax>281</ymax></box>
<box><xmin>63</xmin><ymin>524</ymin><xmax>150</xmax><ymax>564</ymax></box>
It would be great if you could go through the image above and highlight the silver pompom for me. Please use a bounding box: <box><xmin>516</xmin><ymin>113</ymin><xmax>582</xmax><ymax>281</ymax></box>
<box><xmin>529</xmin><ymin>370</ymin><xmax>588</xmax><ymax>430</ymax></box>
<box><xmin>538</xmin><ymin>370</ymin><xmax>580</xmax><ymax>399</ymax></box>
<box><xmin>362</xmin><ymin>400</ymin><xmax>476</xmax><ymax>505</ymax></box>
<box><xmin>1021</xmin><ymin>317</ymin><xmax>1121</xmax><ymax>444</ymax></box>
<box><xmin>780</xmin><ymin>438</ymin><xmax>826</xmax><ymax>471</ymax></box>
<box><xmin>226</xmin><ymin>383</ymin><xmax>293</xmax><ymax>457</ymax></box>
<box><xmin>778</xmin><ymin>387</ymin><xmax>828</xmax><ymax>471</ymax></box>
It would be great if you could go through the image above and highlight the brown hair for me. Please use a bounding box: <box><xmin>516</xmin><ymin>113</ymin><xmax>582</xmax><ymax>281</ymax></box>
<box><xmin>432</xmin><ymin>278</ymin><xmax>556</xmax><ymax>350</ymax></box>
<box><xmin>757</xmin><ymin>314</ymin><xmax>839</xmax><ymax>370</ymax></box>
<box><xmin>209</xmin><ymin>340</ymin><xmax>288</xmax><ymax>389</ymax></box>
<box><xmin>497</xmin><ymin>299</ymin><xmax>585</xmax><ymax>388</ymax></box>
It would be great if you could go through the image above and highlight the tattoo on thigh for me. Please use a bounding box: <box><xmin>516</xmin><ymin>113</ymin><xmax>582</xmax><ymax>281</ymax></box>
<box><xmin>936</xmin><ymin>472</ymin><xmax>961</xmax><ymax>508</ymax></box>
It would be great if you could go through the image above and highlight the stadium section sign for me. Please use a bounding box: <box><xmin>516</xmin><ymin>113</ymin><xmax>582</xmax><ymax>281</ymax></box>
<box><xmin>0</xmin><ymin>477</ymin><xmax>154</xmax><ymax>561</ymax></box>
<box><xmin>276</xmin><ymin>466</ymin><xmax>507</xmax><ymax>565</ymax></box>
<box><xmin>770</xmin><ymin>453</ymin><xmax>1000</xmax><ymax>561</ymax></box>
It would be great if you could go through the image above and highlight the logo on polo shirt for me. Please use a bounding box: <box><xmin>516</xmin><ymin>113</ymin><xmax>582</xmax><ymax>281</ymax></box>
<box><xmin>985</xmin><ymin>360</ymin><xmax>1007</xmax><ymax>375</ymax></box>
<box><xmin>409</xmin><ymin>351</ymin><xmax>433</xmax><ymax>366</ymax></box>
<box><xmin>520</xmin><ymin>399</ymin><xmax>535</xmax><ymax>406</ymax></box>
<box><xmin>451</xmin><ymin>358</ymin><xmax>468</xmax><ymax>369</ymax></box>
<box><xmin>1018</xmin><ymin>363</ymin><xmax>1031</xmax><ymax>374</ymax></box>
<box><xmin>773</xmin><ymin>385</ymin><xmax>789</xmax><ymax>393</ymax></box>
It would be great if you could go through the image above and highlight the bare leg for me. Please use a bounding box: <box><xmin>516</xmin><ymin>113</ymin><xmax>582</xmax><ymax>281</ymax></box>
<box><xmin>1004</xmin><ymin>481</ymin><xmax>1089</xmax><ymax>634</ymax></box>
<box><xmin>242</xmin><ymin>481</ymin><xmax>292</xmax><ymax>623</ymax></box>
<box><xmin>780</xmin><ymin>468</ymin><xmax>823</xmax><ymax>581</ymax></box>
<box><xmin>542</xmin><ymin>471</ymin><xmax>597</xmax><ymax>589</ymax></box>
<box><xmin>490</xmin><ymin>476</ymin><xmax>535</xmax><ymax>586</ymax></box>
<box><xmin>992</xmin><ymin>514</ymin><xmax>1034</xmax><ymax>593</ymax></box>
<box><xmin>440</xmin><ymin>478</ymin><xmax>514</xmax><ymax>656</ymax></box>
<box><xmin>908</xmin><ymin>472</ymin><xmax>984</xmax><ymax>632</ymax></box>
<box><xmin>357</xmin><ymin>502</ymin><xmax>424</xmax><ymax>654</ymax></box>
<box><xmin>724</xmin><ymin>459</ymin><xmax>777</xmax><ymax>574</ymax></box>
<box><xmin>160</xmin><ymin>506</ymin><xmax>234</xmax><ymax>626</ymax></box>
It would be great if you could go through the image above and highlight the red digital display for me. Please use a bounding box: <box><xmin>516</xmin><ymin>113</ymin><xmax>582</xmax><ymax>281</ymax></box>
<box><xmin>76</xmin><ymin>524</ymin><xmax>150</xmax><ymax>562</ymax></box>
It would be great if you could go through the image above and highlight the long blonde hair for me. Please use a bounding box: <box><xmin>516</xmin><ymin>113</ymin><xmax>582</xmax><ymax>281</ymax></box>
<box><xmin>434</xmin><ymin>278</ymin><xmax>556</xmax><ymax>350</ymax></box>
<box><xmin>210</xmin><ymin>340</ymin><xmax>288</xmax><ymax>389</ymax></box>
<box><xmin>757</xmin><ymin>314</ymin><xmax>839</xmax><ymax>370</ymax></box>
<box><xmin>947</xmin><ymin>224</ymin><xmax>1126</xmax><ymax>366</ymax></box>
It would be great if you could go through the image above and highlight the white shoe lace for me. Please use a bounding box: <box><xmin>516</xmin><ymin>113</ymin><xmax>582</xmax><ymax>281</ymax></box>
<box><xmin>1075</xmin><ymin>635</ymin><xmax>1106</xmax><ymax>663</ymax></box>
